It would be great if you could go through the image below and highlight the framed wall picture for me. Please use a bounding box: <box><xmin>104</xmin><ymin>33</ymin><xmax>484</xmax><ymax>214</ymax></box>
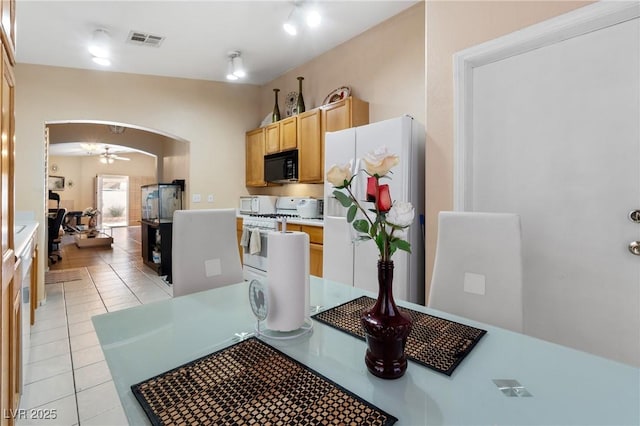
<box><xmin>48</xmin><ymin>175</ymin><xmax>65</xmax><ymax>191</ymax></box>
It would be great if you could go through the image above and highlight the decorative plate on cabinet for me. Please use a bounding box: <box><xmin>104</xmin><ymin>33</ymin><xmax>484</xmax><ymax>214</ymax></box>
<box><xmin>285</xmin><ymin>91</ymin><xmax>298</xmax><ymax>117</ymax></box>
<box><xmin>322</xmin><ymin>86</ymin><xmax>350</xmax><ymax>105</ymax></box>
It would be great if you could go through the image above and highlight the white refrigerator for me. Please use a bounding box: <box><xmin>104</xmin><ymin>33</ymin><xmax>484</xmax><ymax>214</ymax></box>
<box><xmin>323</xmin><ymin>115</ymin><xmax>425</xmax><ymax>304</ymax></box>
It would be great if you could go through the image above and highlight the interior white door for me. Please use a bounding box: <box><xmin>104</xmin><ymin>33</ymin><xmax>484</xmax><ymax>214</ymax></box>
<box><xmin>464</xmin><ymin>14</ymin><xmax>639</xmax><ymax>365</ymax></box>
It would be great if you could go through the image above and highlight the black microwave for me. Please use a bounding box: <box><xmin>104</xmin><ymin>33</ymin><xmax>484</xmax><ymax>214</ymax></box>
<box><xmin>265</xmin><ymin>150</ymin><xmax>298</xmax><ymax>183</ymax></box>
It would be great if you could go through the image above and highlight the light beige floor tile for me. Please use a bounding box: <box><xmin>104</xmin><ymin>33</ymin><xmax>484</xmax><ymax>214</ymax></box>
<box><xmin>30</xmin><ymin>325</ymin><xmax>69</xmax><ymax>347</ymax></box>
<box><xmin>29</xmin><ymin>340</ymin><xmax>70</xmax><ymax>364</ymax></box>
<box><xmin>71</xmin><ymin>345</ymin><xmax>105</xmax><ymax>369</ymax></box>
<box><xmin>34</xmin><ymin>307</ymin><xmax>66</xmax><ymax>322</ymax></box>
<box><xmin>81</xmin><ymin>404</ymin><xmax>128</xmax><ymax>426</ymax></box>
<box><xmin>67</xmin><ymin>307</ymin><xmax>107</xmax><ymax>325</ymax></box>
<box><xmin>64</xmin><ymin>293</ymin><xmax>102</xmax><ymax>307</ymax></box>
<box><xmin>19</xmin><ymin>372</ymin><xmax>75</xmax><ymax>410</ymax></box>
<box><xmin>30</xmin><ymin>316</ymin><xmax>67</xmax><ymax>334</ymax></box>
<box><xmin>68</xmin><ymin>320</ymin><xmax>95</xmax><ymax>337</ymax></box>
<box><xmin>65</xmin><ymin>300</ymin><xmax>106</xmax><ymax>314</ymax></box>
<box><xmin>106</xmin><ymin>301</ymin><xmax>141</xmax><ymax>312</ymax></box>
<box><xmin>25</xmin><ymin>353</ymin><xmax>72</xmax><ymax>385</ymax></box>
<box><xmin>16</xmin><ymin>394</ymin><xmax>78</xmax><ymax>426</ymax></box>
<box><xmin>102</xmin><ymin>295</ymin><xmax>139</xmax><ymax>307</ymax></box>
<box><xmin>76</xmin><ymin>381</ymin><xmax>121</xmax><ymax>421</ymax></box>
<box><xmin>73</xmin><ymin>360</ymin><xmax>113</xmax><ymax>392</ymax></box>
<box><xmin>69</xmin><ymin>331</ymin><xmax>100</xmax><ymax>353</ymax></box>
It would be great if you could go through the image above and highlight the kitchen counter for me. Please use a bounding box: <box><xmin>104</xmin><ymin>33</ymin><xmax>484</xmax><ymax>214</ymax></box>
<box><xmin>15</xmin><ymin>221</ymin><xmax>38</xmax><ymax>258</ymax></box>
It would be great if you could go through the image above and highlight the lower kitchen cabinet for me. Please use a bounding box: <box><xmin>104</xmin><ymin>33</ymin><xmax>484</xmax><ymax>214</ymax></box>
<box><xmin>236</xmin><ymin>218</ymin><xmax>243</xmax><ymax>265</ymax></box>
<box><xmin>284</xmin><ymin>224</ymin><xmax>323</xmax><ymax>278</ymax></box>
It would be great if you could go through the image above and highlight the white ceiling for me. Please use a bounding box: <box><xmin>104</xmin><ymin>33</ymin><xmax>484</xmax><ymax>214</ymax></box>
<box><xmin>16</xmin><ymin>0</ymin><xmax>419</xmax><ymax>86</ymax></box>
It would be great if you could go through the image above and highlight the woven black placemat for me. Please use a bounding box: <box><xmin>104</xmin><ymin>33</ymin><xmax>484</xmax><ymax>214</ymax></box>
<box><xmin>312</xmin><ymin>296</ymin><xmax>486</xmax><ymax>376</ymax></box>
<box><xmin>131</xmin><ymin>337</ymin><xmax>397</xmax><ymax>426</ymax></box>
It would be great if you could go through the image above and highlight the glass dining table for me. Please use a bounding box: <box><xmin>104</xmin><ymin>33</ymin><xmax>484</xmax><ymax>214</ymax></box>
<box><xmin>92</xmin><ymin>277</ymin><xmax>639</xmax><ymax>425</ymax></box>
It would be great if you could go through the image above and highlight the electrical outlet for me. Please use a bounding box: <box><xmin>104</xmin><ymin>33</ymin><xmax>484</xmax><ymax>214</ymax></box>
<box><xmin>207</xmin><ymin>194</ymin><xmax>214</xmax><ymax>203</ymax></box>
<box><xmin>192</xmin><ymin>194</ymin><xmax>201</xmax><ymax>203</ymax></box>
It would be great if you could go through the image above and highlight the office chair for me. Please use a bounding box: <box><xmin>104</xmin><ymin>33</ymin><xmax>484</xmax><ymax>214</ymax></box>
<box><xmin>172</xmin><ymin>209</ymin><xmax>243</xmax><ymax>297</ymax></box>
<box><xmin>48</xmin><ymin>208</ymin><xmax>67</xmax><ymax>264</ymax></box>
<box><xmin>428</xmin><ymin>211</ymin><xmax>524</xmax><ymax>333</ymax></box>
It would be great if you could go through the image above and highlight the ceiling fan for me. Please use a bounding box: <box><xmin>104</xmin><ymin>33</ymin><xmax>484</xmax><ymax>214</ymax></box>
<box><xmin>100</xmin><ymin>146</ymin><xmax>130</xmax><ymax>164</ymax></box>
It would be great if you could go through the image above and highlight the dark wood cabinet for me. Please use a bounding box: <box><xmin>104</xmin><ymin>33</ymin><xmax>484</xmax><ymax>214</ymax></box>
<box><xmin>141</xmin><ymin>220</ymin><xmax>173</xmax><ymax>283</ymax></box>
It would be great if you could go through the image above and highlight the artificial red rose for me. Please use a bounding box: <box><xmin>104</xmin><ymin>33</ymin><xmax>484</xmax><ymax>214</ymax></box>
<box><xmin>377</xmin><ymin>184</ymin><xmax>392</xmax><ymax>212</ymax></box>
<box><xmin>367</xmin><ymin>176</ymin><xmax>377</xmax><ymax>202</ymax></box>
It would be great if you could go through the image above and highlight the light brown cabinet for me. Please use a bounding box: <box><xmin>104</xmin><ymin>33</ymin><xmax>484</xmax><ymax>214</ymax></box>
<box><xmin>297</xmin><ymin>109</ymin><xmax>323</xmax><ymax>183</ymax></box>
<box><xmin>246</xmin><ymin>97</ymin><xmax>368</xmax><ymax>185</ymax></box>
<box><xmin>282</xmin><ymin>224</ymin><xmax>324</xmax><ymax>277</ymax></box>
<box><xmin>265</xmin><ymin>116</ymin><xmax>297</xmax><ymax>155</ymax></box>
<box><xmin>321</xmin><ymin>96</ymin><xmax>370</xmax><ymax>136</ymax></box>
<box><xmin>236</xmin><ymin>217</ymin><xmax>243</xmax><ymax>265</ymax></box>
<box><xmin>246</xmin><ymin>128</ymin><xmax>266</xmax><ymax>187</ymax></box>
<box><xmin>10</xmin><ymin>261</ymin><xmax>20</xmax><ymax>414</ymax></box>
<box><xmin>0</xmin><ymin>3</ymin><xmax>15</xmax><ymax>421</ymax></box>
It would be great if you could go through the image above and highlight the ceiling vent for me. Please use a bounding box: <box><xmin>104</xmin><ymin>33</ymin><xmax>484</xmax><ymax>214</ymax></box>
<box><xmin>127</xmin><ymin>30</ymin><xmax>165</xmax><ymax>47</ymax></box>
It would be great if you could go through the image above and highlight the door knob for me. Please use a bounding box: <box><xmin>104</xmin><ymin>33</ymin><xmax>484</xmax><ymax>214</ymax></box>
<box><xmin>629</xmin><ymin>210</ymin><xmax>640</xmax><ymax>223</ymax></box>
<box><xmin>629</xmin><ymin>241</ymin><xmax>640</xmax><ymax>256</ymax></box>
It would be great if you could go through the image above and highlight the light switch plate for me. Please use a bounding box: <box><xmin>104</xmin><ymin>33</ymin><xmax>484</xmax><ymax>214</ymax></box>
<box><xmin>207</xmin><ymin>194</ymin><xmax>214</xmax><ymax>202</ymax></box>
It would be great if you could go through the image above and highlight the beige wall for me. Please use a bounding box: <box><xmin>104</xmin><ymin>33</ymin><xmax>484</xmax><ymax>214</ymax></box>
<box><xmin>251</xmin><ymin>2</ymin><xmax>426</xmax><ymax>200</ymax></box>
<box><xmin>16</xmin><ymin>65</ymin><xmax>261</xmax><ymax>302</ymax></box>
<box><xmin>424</xmin><ymin>0</ymin><xmax>593</xmax><ymax>301</ymax></box>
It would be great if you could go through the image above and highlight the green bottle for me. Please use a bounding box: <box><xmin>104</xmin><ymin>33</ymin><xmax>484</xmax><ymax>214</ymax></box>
<box><xmin>296</xmin><ymin>77</ymin><xmax>305</xmax><ymax>114</ymax></box>
<box><xmin>272</xmin><ymin>88</ymin><xmax>281</xmax><ymax>122</ymax></box>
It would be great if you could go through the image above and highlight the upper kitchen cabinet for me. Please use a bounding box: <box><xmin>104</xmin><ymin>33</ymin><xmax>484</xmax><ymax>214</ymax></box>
<box><xmin>0</xmin><ymin>0</ymin><xmax>14</xmax><ymax>63</ymax></box>
<box><xmin>297</xmin><ymin>109</ymin><xmax>322</xmax><ymax>183</ymax></box>
<box><xmin>321</xmin><ymin>97</ymin><xmax>369</xmax><ymax>135</ymax></box>
<box><xmin>265</xmin><ymin>116</ymin><xmax>297</xmax><ymax>155</ymax></box>
<box><xmin>246</xmin><ymin>128</ymin><xmax>266</xmax><ymax>187</ymax></box>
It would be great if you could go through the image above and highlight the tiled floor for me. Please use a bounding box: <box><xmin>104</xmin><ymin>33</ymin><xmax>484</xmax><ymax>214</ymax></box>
<box><xmin>18</xmin><ymin>227</ymin><xmax>172</xmax><ymax>425</ymax></box>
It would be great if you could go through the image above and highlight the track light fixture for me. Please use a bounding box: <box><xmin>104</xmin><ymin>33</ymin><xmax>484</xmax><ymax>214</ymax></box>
<box><xmin>283</xmin><ymin>1</ymin><xmax>321</xmax><ymax>36</ymax></box>
<box><xmin>226</xmin><ymin>51</ymin><xmax>246</xmax><ymax>81</ymax></box>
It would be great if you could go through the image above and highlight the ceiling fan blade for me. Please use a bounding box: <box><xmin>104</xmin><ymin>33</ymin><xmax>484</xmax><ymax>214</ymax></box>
<box><xmin>112</xmin><ymin>155</ymin><xmax>130</xmax><ymax>161</ymax></box>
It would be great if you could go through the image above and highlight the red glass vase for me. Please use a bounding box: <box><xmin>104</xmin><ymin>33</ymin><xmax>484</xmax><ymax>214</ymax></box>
<box><xmin>361</xmin><ymin>260</ymin><xmax>412</xmax><ymax>379</ymax></box>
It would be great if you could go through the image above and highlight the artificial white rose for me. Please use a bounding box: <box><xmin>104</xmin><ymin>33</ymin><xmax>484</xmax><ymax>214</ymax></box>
<box><xmin>326</xmin><ymin>163</ymin><xmax>352</xmax><ymax>187</ymax></box>
<box><xmin>362</xmin><ymin>146</ymin><xmax>399</xmax><ymax>176</ymax></box>
<box><xmin>386</xmin><ymin>201</ymin><xmax>415</xmax><ymax>227</ymax></box>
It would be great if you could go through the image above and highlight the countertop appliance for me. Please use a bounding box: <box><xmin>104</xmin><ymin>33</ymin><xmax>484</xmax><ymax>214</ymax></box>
<box><xmin>323</xmin><ymin>115</ymin><xmax>425</xmax><ymax>304</ymax></box>
<box><xmin>239</xmin><ymin>195</ymin><xmax>277</xmax><ymax>215</ymax></box>
<box><xmin>296</xmin><ymin>198</ymin><xmax>320</xmax><ymax>219</ymax></box>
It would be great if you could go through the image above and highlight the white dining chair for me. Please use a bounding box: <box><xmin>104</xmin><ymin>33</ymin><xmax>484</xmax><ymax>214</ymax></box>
<box><xmin>428</xmin><ymin>211</ymin><xmax>524</xmax><ymax>333</ymax></box>
<box><xmin>172</xmin><ymin>208</ymin><xmax>244</xmax><ymax>297</ymax></box>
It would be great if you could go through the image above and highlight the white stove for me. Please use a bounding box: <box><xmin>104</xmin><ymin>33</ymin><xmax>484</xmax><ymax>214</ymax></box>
<box><xmin>241</xmin><ymin>197</ymin><xmax>311</xmax><ymax>280</ymax></box>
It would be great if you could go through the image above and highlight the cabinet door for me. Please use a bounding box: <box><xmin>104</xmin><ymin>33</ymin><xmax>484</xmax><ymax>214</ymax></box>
<box><xmin>236</xmin><ymin>218</ymin><xmax>243</xmax><ymax>265</ymax></box>
<box><xmin>245</xmin><ymin>128</ymin><xmax>266</xmax><ymax>187</ymax></box>
<box><xmin>264</xmin><ymin>123</ymin><xmax>280</xmax><ymax>154</ymax></box>
<box><xmin>322</xmin><ymin>98</ymin><xmax>351</xmax><ymax>134</ymax></box>
<box><xmin>10</xmin><ymin>273</ymin><xmax>19</xmax><ymax>412</ymax></box>
<box><xmin>310</xmin><ymin>243</ymin><xmax>323</xmax><ymax>277</ymax></box>
<box><xmin>298</xmin><ymin>109</ymin><xmax>323</xmax><ymax>183</ymax></box>
<box><xmin>0</xmin><ymin>40</ymin><xmax>14</xmax><ymax>426</ymax></box>
<box><xmin>280</xmin><ymin>116</ymin><xmax>297</xmax><ymax>151</ymax></box>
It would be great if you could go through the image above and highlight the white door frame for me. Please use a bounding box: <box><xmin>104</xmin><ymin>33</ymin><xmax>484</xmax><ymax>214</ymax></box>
<box><xmin>453</xmin><ymin>0</ymin><xmax>640</xmax><ymax>210</ymax></box>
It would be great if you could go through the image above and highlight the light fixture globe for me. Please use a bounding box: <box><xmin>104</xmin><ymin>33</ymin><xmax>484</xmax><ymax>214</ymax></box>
<box><xmin>305</xmin><ymin>9</ymin><xmax>321</xmax><ymax>28</ymax></box>
<box><xmin>226</xmin><ymin>51</ymin><xmax>246</xmax><ymax>80</ymax></box>
<box><xmin>88</xmin><ymin>29</ymin><xmax>110</xmax><ymax>58</ymax></box>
